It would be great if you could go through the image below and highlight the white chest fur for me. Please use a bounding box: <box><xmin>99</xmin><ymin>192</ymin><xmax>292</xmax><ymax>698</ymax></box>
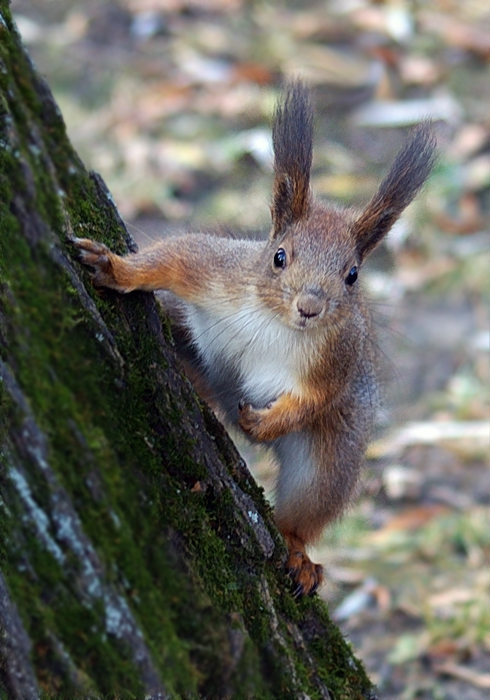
<box><xmin>184</xmin><ymin>298</ymin><xmax>305</xmax><ymax>406</ymax></box>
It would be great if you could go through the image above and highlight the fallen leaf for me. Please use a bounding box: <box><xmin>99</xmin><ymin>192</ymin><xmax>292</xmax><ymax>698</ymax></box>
<box><xmin>320</xmin><ymin>564</ymin><xmax>367</xmax><ymax>585</ymax></box>
<box><xmin>433</xmin><ymin>662</ymin><xmax>490</xmax><ymax>689</ymax></box>
<box><xmin>427</xmin><ymin>639</ymin><xmax>463</xmax><ymax>660</ymax></box>
<box><xmin>420</xmin><ymin>11</ymin><xmax>490</xmax><ymax>58</ymax></box>
<box><xmin>399</xmin><ymin>54</ymin><xmax>441</xmax><ymax>86</ymax></box>
<box><xmin>373</xmin><ymin>583</ymin><xmax>392</xmax><ymax>612</ymax></box>
<box><xmin>449</xmin><ymin>124</ymin><xmax>489</xmax><ymax>160</ymax></box>
<box><xmin>368</xmin><ymin>421</ymin><xmax>490</xmax><ymax>458</ymax></box>
<box><xmin>388</xmin><ymin>631</ymin><xmax>431</xmax><ymax>664</ymax></box>
<box><xmin>333</xmin><ymin>577</ymin><xmax>378</xmax><ymax>621</ymax></box>
<box><xmin>351</xmin><ymin>93</ymin><xmax>463</xmax><ymax>128</ymax></box>
<box><xmin>429</xmin><ymin>588</ymin><xmax>475</xmax><ymax>608</ymax></box>
<box><xmin>382</xmin><ymin>464</ymin><xmax>422</xmax><ymax>501</ymax></box>
<box><xmin>284</xmin><ymin>43</ymin><xmax>383</xmax><ymax>90</ymax></box>
<box><xmin>231</xmin><ymin>63</ymin><xmax>274</xmax><ymax>86</ymax></box>
<box><xmin>371</xmin><ymin>505</ymin><xmax>449</xmax><ymax>537</ymax></box>
<box><xmin>434</xmin><ymin>193</ymin><xmax>485</xmax><ymax>234</ymax></box>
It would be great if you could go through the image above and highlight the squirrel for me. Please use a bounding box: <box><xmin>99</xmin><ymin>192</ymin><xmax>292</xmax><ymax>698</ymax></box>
<box><xmin>74</xmin><ymin>81</ymin><xmax>436</xmax><ymax>597</ymax></box>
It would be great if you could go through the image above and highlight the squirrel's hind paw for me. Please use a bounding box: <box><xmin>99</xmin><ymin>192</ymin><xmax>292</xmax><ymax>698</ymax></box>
<box><xmin>284</xmin><ymin>535</ymin><xmax>324</xmax><ymax>598</ymax></box>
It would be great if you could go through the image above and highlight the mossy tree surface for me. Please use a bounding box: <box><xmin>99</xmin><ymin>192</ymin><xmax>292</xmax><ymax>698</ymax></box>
<box><xmin>0</xmin><ymin>3</ymin><xmax>376</xmax><ymax>698</ymax></box>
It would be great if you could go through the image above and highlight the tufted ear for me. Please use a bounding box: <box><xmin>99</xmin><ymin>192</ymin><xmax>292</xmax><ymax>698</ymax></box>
<box><xmin>352</xmin><ymin>123</ymin><xmax>437</xmax><ymax>260</ymax></box>
<box><xmin>270</xmin><ymin>81</ymin><xmax>313</xmax><ymax>238</ymax></box>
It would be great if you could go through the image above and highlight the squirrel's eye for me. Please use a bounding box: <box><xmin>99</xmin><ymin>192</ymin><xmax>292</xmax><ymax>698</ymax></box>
<box><xmin>345</xmin><ymin>266</ymin><xmax>358</xmax><ymax>285</ymax></box>
<box><xmin>274</xmin><ymin>248</ymin><xmax>287</xmax><ymax>268</ymax></box>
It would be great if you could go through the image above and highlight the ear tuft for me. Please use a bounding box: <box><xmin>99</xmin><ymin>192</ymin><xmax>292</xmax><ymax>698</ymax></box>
<box><xmin>353</xmin><ymin>123</ymin><xmax>437</xmax><ymax>260</ymax></box>
<box><xmin>271</xmin><ymin>80</ymin><xmax>313</xmax><ymax>237</ymax></box>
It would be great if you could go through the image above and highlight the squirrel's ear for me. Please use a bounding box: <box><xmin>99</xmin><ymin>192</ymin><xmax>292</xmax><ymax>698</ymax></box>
<box><xmin>270</xmin><ymin>81</ymin><xmax>313</xmax><ymax>238</ymax></box>
<box><xmin>352</xmin><ymin>124</ymin><xmax>437</xmax><ymax>260</ymax></box>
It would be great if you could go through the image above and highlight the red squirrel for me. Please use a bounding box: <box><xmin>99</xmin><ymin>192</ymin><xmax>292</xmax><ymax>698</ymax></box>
<box><xmin>74</xmin><ymin>82</ymin><xmax>436</xmax><ymax>597</ymax></box>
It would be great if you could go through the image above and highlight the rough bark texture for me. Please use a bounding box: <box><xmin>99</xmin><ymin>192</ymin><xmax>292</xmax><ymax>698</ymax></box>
<box><xmin>0</xmin><ymin>3</ymin><xmax>377</xmax><ymax>698</ymax></box>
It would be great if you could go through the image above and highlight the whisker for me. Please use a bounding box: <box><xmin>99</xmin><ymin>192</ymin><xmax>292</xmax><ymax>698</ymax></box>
<box><xmin>204</xmin><ymin>311</ymin><xmax>284</xmax><ymax>405</ymax></box>
<box><xmin>194</xmin><ymin>306</ymin><xmax>265</xmax><ymax>365</ymax></box>
<box><xmin>372</xmin><ymin>318</ymin><xmax>410</xmax><ymax>344</ymax></box>
<box><xmin>231</xmin><ymin>310</ymin><xmax>282</xmax><ymax>369</ymax></box>
<box><xmin>187</xmin><ymin>305</ymin><xmax>254</xmax><ymax>346</ymax></box>
<box><xmin>160</xmin><ymin>293</ymin><xmax>256</xmax><ymax>345</ymax></box>
<box><xmin>211</xmin><ymin>308</ymin><xmax>269</xmax><ymax>361</ymax></box>
<box><xmin>124</xmin><ymin>220</ymin><xmax>164</xmax><ymax>247</ymax></box>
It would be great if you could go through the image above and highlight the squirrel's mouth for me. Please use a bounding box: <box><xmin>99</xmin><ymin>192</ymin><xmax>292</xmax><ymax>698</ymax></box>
<box><xmin>291</xmin><ymin>288</ymin><xmax>329</xmax><ymax>328</ymax></box>
<box><xmin>289</xmin><ymin>298</ymin><xmax>341</xmax><ymax>332</ymax></box>
<box><xmin>291</xmin><ymin>312</ymin><xmax>324</xmax><ymax>331</ymax></box>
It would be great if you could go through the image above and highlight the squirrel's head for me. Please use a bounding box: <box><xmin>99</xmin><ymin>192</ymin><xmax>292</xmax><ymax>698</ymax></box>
<box><xmin>259</xmin><ymin>204</ymin><xmax>360</xmax><ymax>332</ymax></box>
<box><xmin>259</xmin><ymin>80</ymin><xmax>436</xmax><ymax>332</ymax></box>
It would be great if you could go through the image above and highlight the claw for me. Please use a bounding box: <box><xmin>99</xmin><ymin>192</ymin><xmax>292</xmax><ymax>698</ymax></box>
<box><xmin>69</xmin><ymin>237</ymin><xmax>122</xmax><ymax>290</ymax></box>
<box><xmin>293</xmin><ymin>583</ymin><xmax>304</xmax><ymax>599</ymax></box>
<box><xmin>309</xmin><ymin>581</ymin><xmax>319</xmax><ymax>596</ymax></box>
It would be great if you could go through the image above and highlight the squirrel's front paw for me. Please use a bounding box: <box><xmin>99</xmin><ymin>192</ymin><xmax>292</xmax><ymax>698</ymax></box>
<box><xmin>238</xmin><ymin>402</ymin><xmax>262</xmax><ymax>439</ymax></box>
<box><xmin>72</xmin><ymin>238</ymin><xmax>122</xmax><ymax>290</ymax></box>
<box><xmin>238</xmin><ymin>400</ymin><xmax>279</xmax><ymax>441</ymax></box>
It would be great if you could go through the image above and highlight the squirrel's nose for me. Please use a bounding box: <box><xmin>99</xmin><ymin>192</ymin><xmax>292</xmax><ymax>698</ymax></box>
<box><xmin>296</xmin><ymin>291</ymin><xmax>324</xmax><ymax>319</ymax></box>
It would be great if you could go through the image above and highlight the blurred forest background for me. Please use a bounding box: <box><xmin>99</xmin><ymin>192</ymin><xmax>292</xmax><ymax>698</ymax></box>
<box><xmin>9</xmin><ymin>0</ymin><xmax>490</xmax><ymax>698</ymax></box>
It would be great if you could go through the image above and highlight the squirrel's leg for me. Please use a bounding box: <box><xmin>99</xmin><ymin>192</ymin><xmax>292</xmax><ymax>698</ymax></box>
<box><xmin>73</xmin><ymin>235</ymin><xmax>230</xmax><ymax>301</ymax></box>
<box><xmin>273</xmin><ymin>419</ymin><xmax>365</xmax><ymax>597</ymax></box>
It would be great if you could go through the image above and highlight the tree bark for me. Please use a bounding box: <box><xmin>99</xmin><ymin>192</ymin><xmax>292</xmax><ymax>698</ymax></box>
<box><xmin>0</xmin><ymin>3</ymin><xmax>377</xmax><ymax>698</ymax></box>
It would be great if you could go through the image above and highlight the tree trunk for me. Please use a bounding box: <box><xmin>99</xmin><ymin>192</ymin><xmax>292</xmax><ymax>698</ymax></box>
<box><xmin>0</xmin><ymin>4</ymin><xmax>376</xmax><ymax>698</ymax></box>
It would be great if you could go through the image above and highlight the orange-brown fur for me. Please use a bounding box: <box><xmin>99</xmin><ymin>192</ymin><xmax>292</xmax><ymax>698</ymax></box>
<box><xmin>74</xmin><ymin>81</ymin><xmax>436</xmax><ymax>597</ymax></box>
